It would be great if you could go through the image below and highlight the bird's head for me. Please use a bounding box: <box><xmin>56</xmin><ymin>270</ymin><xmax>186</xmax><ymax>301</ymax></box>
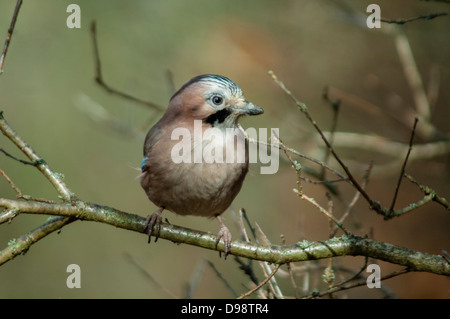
<box><xmin>167</xmin><ymin>74</ymin><xmax>263</xmax><ymax>128</ymax></box>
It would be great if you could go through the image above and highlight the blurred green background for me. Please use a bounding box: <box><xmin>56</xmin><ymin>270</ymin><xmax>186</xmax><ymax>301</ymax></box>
<box><xmin>0</xmin><ymin>0</ymin><xmax>449</xmax><ymax>298</ymax></box>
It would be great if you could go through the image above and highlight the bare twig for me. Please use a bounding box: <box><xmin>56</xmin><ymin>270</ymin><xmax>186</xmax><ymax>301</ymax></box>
<box><xmin>304</xmin><ymin>267</ymin><xmax>409</xmax><ymax>299</ymax></box>
<box><xmin>380</xmin><ymin>12</ymin><xmax>450</xmax><ymax>25</ymax></box>
<box><xmin>404</xmin><ymin>173</ymin><xmax>450</xmax><ymax>210</ymax></box>
<box><xmin>207</xmin><ymin>260</ymin><xmax>238</xmax><ymax>298</ymax></box>
<box><xmin>0</xmin><ymin>111</ymin><xmax>75</xmax><ymax>201</ymax></box>
<box><xmin>269</xmin><ymin>71</ymin><xmax>447</xmax><ymax>220</ymax></box>
<box><xmin>0</xmin><ymin>111</ymin><xmax>76</xmax><ymax>264</ymax></box>
<box><xmin>248</xmin><ymin>137</ymin><xmax>348</xmax><ymax>182</ymax></box>
<box><xmin>274</xmin><ymin>129</ymin><xmax>349</xmax><ymax>234</ymax></box>
<box><xmin>0</xmin><ymin>148</ymin><xmax>42</xmax><ymax>166</ymax></box>
<box><xmin>269</xmin><ymin>71</ymin><xmax>379</xmax><ymax>215</ymax></box>
<box><xmin>255</xmin><ymin>222</ymin><xmax>284</xmax><ymax>299</ymax></box>
<box><xmin>389</xmin><ymin>117</ymin><xmax>418</xmax><ymax>212</ymax></box>
<box><xmin>321</xmin><ymin>86</ymin><xmax>341</xmax><ymax>179</ymax></box>
<box><xmin>0</xmin><ymin>168</ymin><xmax>56</xmax><ymax>204</ymax></box>
<box><xmin>238</xmin><ymin>264</ymin><xmax>281</xmax><ymax>299</ymax></box>
<box><xmin>330</xmin><ymin>162</ymin><xmax>373</xmax><ymax>237</ymax></box>
<box><xmin>234</xmin><ymin>257</ymin><xmax>259</xmax><ymax>286</ymax></box>
<box><xmin>0</xmin><ymin>0</ymin><xmax>23</xmax><ymax>73</ymax></box>
<box><xmin>90</xmin><ymin>21</ymin><xmax>164</xmax><ymax>111</ymax></box>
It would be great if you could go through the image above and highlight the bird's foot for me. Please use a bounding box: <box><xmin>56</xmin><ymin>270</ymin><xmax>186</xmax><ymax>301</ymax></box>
<box><xmin>144</xmin><ymin>207</ymin><xmax>163</xmax><ymax>243</ymax></box>
<box><xmin>215</xmin><ymin>216</ymin><xmax>232</xmax><ymax>259</ymax></box>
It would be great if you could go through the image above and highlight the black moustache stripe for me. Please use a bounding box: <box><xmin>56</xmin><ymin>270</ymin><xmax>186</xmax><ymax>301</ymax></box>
<box><xmin>204</xmin><ymin>108</ymin><xmax>232</xmax><ymax>126</ymax></box>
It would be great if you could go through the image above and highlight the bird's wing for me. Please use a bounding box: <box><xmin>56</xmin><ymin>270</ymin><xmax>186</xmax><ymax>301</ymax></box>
<box><xmin>142</xmin><ymin>122</ymin><xmax>163</xmax><ymax>172</ymax></box>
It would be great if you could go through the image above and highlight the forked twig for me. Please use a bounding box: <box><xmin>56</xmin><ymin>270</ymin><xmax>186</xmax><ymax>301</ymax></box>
<box><xmin>90</xmin><ymin>21</ymin><xmax>164</xmax><ymax>111</ymax></box>
<box><xmin>237</xmin><ymin>264</ymin><xmax>281</xmax><ymax>299</ymax></box>
<box><xmin>404</xmin><ymin>173</ymin><xmax>450</xmax><ymax>210</ymax></box>
<box><xmin>269</xmin><ymin>71</ymin><xmax>378</xmax><ymax>214</ymax></box>
<box><xmin>303</xmin><ymin>267</ymin><xmax>409</xmax><ymax>299</ymax></box>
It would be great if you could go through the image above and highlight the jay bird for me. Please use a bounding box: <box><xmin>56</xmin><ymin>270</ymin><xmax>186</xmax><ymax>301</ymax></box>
<box><xmin>140</xmin><ymin>74</ymin><xmax>263</xmax><ymax>256</ymax></box>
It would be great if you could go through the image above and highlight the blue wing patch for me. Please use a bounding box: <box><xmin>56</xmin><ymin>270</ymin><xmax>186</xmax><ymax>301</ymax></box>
<box><xmin>141</xmin><ymin>156</ymin><xmax>149</xmax><ymax>171</ymax></box>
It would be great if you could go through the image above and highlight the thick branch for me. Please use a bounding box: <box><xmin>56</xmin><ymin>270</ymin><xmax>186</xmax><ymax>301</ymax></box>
<box><xmin>1</xmin><ymin>198</ymin><xmax>448</xmax><ymax>275</ymax></box>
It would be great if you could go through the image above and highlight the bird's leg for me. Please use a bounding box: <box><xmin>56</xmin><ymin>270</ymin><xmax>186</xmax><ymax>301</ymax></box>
<box><xmin>215</xmin><ymin>215</ymin><xmax>232</xmax><ymax>258</ymax></box>
<box><xmin>144</xmin><ymin>207</ymin><xmax>164</xmax><ymax>243</ymax></box>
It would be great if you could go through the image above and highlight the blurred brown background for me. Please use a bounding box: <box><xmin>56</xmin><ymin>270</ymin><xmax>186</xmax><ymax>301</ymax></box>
<box><xmin>0</xmin><ymin>0</ymin><xmax>449</xmax><ymax>298</ymax></box>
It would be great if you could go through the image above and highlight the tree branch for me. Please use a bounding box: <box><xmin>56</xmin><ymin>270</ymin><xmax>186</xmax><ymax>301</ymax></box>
<box><xmin>0</xmin><ymin>111</ymin><xmax>75</xmax><ymax>201</ymax></box>
<box><xmin>0</xmin><ymin>197</ymin><xmax>448</xmax><ymax>275</ymax></box>
<box><xmin>90</xmin><ymin>21</ymin><xmax>164</xmax><ymax>111</ymax></box>
<box><xmin>0</xmin><ymin>0</ymin><xmax>23</xmax><ymax>74</ymax></box>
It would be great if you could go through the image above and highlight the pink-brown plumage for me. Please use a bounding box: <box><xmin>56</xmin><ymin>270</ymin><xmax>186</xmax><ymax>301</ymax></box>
<box><xmin>140</xmin><ymin>74</ymin><xmax>263</xmax><ymax>256</ymax></box>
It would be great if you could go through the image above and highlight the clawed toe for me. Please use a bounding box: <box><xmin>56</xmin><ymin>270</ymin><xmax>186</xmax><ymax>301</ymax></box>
<box><xmin>215</xmin><ymin>216</ymin><xmax>232</xmax><ymax>258</ymax></box>
<box><xmin>144</xmin><ymin>208</ymin><xmax>163</xmax><ymax>243</ymax></box>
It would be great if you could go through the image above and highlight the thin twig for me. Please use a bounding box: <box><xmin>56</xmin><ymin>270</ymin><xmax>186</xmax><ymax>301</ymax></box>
<box><xmin>269</xmin><ymin>71</ymin><xmax>380</xmax><ymax>215</ymax></box>
<box><xmin>240</xmin><ymin>208</ymin><xmax>257</xmax><ymax>241</ymax></box>
<box><xmin>238</xmin><ymin>264</ymin><xmax>281</xmax><ymax>299</ymax></box>
<box><xmin>90</xmin><ymin>21</ymin><xmax>164</xmax><ymax>111</ymax></box>
<box><xmin>1</xmin><ymin>148</ymin><xmax>43</xmax><ymax>166</ymax></box>
<box><xmin>321</xmin><ymin>86</ymin><xmax>341</xmax><ymax>179</ymax></box>
<box><xmin>389</xmin><ymin>117</ymin><xmax>418</xmax><ymax>212</ymax></box>
<box><xmin>0</xmin><ymin>111</ymin><xmax>76</xmax><ymax>264</ymax></box>
<box><xmin>0</xmin><ymin>111</ymin><xmax>75</xmax><ymax>201</ymax></box>
<box><xmin>255</xmin><ymin>222</ymin><xmax>284</xmax><ymax>299</ymax></box>
<box><xmin>404</xmin><ymin>173</ymin><xmax>450</xmax><ymax>210</ymax></box>
<box><xmin>0</xmin><ymin>0</ymin><xmax>23</xmax><ymax>73</ymax></box>
<box><xmin>335</xmin><ymin>256</ymin><xmax>369</xmax><ymax>288</ymax></box>
<box><xmin>0</xmin><ymin>168</ymin><xmax>56</xmax><ymax>204</ymax></box>
<box><xmin>293</xmin><ymin>189</ymin><xmax>349</xmax><ymax>235</ymax></box>
<box><xmin>330</xmin><ymin>162</ymin><xmax>373</xmax><ymax>237</ymax></box>
<box><xmin>234</xmin><ymin>257</ymin><xmax>259</xmax><ymax>286</ymax></box>
<box><xmin>273</xmin><ymin>127</ymin><xmax>349</xmax><ymax>234</ymax></box>
<box><xmin>207</xmin><ymin>260</ymin><xmax>239</xmax><ymax>298</ymax></box>
<box><xmin>248</xmin><ymin>137</ymin><xmax>348</xmax><ymax>181</ymax></box>
<box><xmin>234</xmin><ymin>209</ymin><xmax>260</xmax><ymax>287</ymax></box>
<box><xmin>303</xmin><ymin>267</ymin><xmax>409</xmax><ymax>299</ymax></box>
<box><xmin>380</xmin><ymin>12</ymin><xmax>450</xmax><ymax>25</ymax></box>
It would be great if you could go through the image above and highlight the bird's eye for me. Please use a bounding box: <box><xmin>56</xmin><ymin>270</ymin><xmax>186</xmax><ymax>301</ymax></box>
<box><xmin>211</xmin><ymin>95</ymin><xmax>224</xmax><ymax>106</ymax></box>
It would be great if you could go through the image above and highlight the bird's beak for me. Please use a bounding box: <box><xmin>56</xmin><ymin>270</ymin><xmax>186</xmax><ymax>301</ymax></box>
<box><xmin>230</xmin><ymin>101</ymin><xmax>264</xmax><ymax>116</ymax></box>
